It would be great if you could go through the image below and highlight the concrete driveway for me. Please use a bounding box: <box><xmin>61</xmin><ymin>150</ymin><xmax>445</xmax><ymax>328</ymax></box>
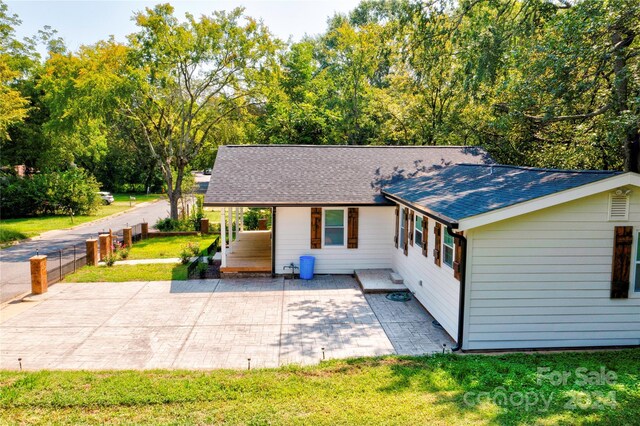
<box><xmin>0</xmin><ymin>276</ymin><xmax>453</xmax><ymax>370</ymax></box>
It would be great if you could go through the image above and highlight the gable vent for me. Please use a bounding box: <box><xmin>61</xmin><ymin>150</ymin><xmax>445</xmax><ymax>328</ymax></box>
<box><xmin>609</xmin><ymin>193</ymin><xmax>629</xmax><ymax>221</ymax></box>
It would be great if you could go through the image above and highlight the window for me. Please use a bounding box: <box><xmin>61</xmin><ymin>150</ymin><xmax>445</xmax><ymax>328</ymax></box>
<box><xmin>415</xmin><ymin>215</ymin><xmax>423</xmax><ymax>247</ymax></box>
<box><xmin>324</xmin><ymin>209</ymin><xmax>345</xmax><ymax>246</ymax></box>
<box><xmin>399</xmin><ymin>208</ymin><xmax>405</xmax><ymax>249</ymax></box>
<box><xmin>443</xmin><ymin>231</ymin><xmax>454</xmax><ymax>267</ymax></box>
<box><xmin>635</xmin><ymin>231</ymin><xmax>640</xmax><ymax>293</ymax></box>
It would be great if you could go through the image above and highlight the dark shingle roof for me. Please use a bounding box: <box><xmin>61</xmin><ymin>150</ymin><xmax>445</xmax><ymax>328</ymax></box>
<box><xmin>205</xmin><ymin>145</ymin><xmax>492</xmax><ymax>205</ymax></box>
<box><xmin>383</xmin><ymin>164</ymin><xmax>620</xmax><ymax>223</ymax></box>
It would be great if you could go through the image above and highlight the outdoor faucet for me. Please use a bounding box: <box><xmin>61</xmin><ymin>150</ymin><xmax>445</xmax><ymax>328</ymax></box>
<box><xmin>283</xmin><ymin>262</ymin><xmax>299</xmax><ymax>280</ymax></box>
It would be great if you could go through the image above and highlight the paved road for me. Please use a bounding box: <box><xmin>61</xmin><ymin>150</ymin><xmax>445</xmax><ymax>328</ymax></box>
<box><xmin>0</xmin><ymin>200</ymin><xmax>170</xmax><ymax>303</ymax></box>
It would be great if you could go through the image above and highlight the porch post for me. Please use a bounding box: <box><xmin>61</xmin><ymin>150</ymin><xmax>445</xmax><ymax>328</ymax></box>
<box><xmin>227</xmin><ymin>206</ymin><xmax>234</xmax><ymax>251</ymax></box>
<box><xmin>240</xmin><ymin>207</ymin><xmax>244</xmax><ymax>231</ymax></box>
<box><xmin>220</xmin><ymin>207</ymin><xmax>227</xmax><ymax>267</ymax></box>
<box><xmin>234</xmin><ymin>207</ymin><xmax>239</xmax><ymax>238</ymax></box>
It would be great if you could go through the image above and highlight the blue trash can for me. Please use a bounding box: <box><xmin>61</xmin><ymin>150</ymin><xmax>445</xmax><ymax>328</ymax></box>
<box><xmin>299</xmin><ymin>256</ymin><xmax>315</xmax><ymax>280</ymax></box>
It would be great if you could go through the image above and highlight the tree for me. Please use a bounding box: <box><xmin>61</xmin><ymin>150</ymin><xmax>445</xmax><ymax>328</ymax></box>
<box><xmin>125</xmin><ymin>4</ymin><xmax>276</xmax><ymax>219</ymax></box>
<box><xmin>0</xmin><ymin>2</ymin><xmax>29</xmax><ymax>139</ymax></box>
<box><xmin>445</xmin><ymin>0</ymin><xmax>639</xmax><ymax>170</ymax></box>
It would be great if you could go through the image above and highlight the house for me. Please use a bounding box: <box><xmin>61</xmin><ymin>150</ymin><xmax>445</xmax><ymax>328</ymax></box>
<box><xmin>205</xmin><ymin>145</ymin><xmax>640</xmax><ymax>351</ymax></box>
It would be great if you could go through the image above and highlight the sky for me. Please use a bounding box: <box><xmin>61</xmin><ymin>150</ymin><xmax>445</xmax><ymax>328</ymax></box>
<box><xmin>6</xmin><ymin>0</ymin><xmax>361</xmax><ymax>53</ymax></box>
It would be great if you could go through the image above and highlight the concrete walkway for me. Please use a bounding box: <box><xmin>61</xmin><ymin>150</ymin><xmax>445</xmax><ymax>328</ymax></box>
<box><xmin>0</xmin><ymin>276</ymin><xmax>453</xmax><ymax>370</ymax></box>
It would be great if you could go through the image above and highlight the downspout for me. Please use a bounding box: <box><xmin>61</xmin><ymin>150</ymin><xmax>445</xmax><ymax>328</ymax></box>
<box><xmin>447</xmin><ymin>225</ymin><xmax>467</xmax><ymax>352</ymax></box>
<box><xmin>271</xmin><ymin>206</ymin><xmax>277</xmax><ymax>278</ymax></box>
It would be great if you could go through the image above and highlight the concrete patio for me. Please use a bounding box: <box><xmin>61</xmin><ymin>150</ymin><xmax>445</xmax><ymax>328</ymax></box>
<box><xmin>0</xmin><ymin>275</ymin><xmax>453</xmax><ymax>370</ymax></box>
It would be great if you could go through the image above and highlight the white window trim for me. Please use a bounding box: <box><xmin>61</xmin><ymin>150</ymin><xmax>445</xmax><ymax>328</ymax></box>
<box><xmin>442</xmin><ymin>229</ymin><xmax>454</xmax><ymax>269</ymax></box>
<box><xmin>414</xmin><ymin>214</ymin><xmax>423</xmax><ymax>248</ymax></box>
<box><xmin>322</xmin><ymin>207</ymin><xmax>347</xmax><ymax>248</ymax></box>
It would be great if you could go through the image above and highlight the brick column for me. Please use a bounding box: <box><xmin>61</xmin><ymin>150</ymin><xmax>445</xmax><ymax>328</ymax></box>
<box><xmin>123</xmin><ymin>227</ymin><xmax>133</xmax><ymax>248</ymax></box>
<box><xmin>30</xmin><ymin>255</ymin><xmax>47</xmax><ymax>294</ymax></box>
<box><xmin>141</xmin><ymin>223</ymin><xmax>149</xmax><ymax>240</ymax></box>
<box><xmin>200</xmin><ymin>218</ymin><xmax>209</xmax><ymax>234</ymax></box>
<box><xmin>99</xmin><ymin>234</ymin><xmax>110</xmax><ymax>261</ymax></box>
<box><xmin>86</xmin><ymin>239</ymin><xmax>98</xmax><ymax>266</ymax></box>
<box><xmin>108</xmin><ymin>229</ymin><xmax>113</xmax><ymax>255</ymax></box>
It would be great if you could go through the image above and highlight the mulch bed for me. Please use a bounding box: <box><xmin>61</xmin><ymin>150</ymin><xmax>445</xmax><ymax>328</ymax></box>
<box><xmin>196</xmin><ymin>259</ymin><xmax>221</xmax><ymax>279</ymax></box>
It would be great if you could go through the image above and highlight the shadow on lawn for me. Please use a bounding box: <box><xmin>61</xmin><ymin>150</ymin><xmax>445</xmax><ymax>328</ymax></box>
<box><xmin>339</xmin><ymin>349</ymin><xmax>640</xmax><ymax>425</ymax></box>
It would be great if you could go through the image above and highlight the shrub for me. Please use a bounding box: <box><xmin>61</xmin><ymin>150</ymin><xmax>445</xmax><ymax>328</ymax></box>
<box><xmin>0</xmin><ymin>168</ymin><xmax>101</xmax><ymax>218</ymax></box>
<box><xmin>197</xmin><ymin>262</ymin><xmax>208</xmax><ymax>278</ymax></box>
<box><xmin>187</xmin><ymin>242</ymin><xmax>200</xmax><ymax>256</ymax></box>
<box><xmin>119</xmin><ymin>247</ymin><xmax>130</xmax><ymax>260</ymax></box>
<box><xmin>207</xmin><ymin>255</ymin><xmax>215</xmax><ymax>265</ymax></box>
<box><xmin>242</xmin><ymin>208</ymin><xmax>270</xmax><ymax>230</ymax></box>
<box><xmin>104</xmin><ymin>253</ymin><xmax>117</xmax><ymax>267</ymax></box>
<box><xmin>190</xmin><ymin>194</ymin><xmax>205</xmax><ymax>231</ymax></box>
<box><xmin>179</xmin><ymin>247</ymin><xmax>192</xmax><ymax>264</ymax></box>
<box><xmin>155</xmin><ymin>217</ymin><xmax>194</xmax><ymax>232</ymax></box>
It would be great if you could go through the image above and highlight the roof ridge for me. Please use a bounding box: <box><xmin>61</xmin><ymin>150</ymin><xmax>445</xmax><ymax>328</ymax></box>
<box><xmin>455</xmin><ymin>163</ymin><xmax>620</xmax><ymax>175</ymax></box>
<box><xmin>223</xmin><ymin>144</ymin><xmax>485</xmax><ymax>149</ymax></box>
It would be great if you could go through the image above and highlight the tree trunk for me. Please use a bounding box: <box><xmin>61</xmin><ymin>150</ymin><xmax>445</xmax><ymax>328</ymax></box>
<box><xmin>612</xmin><ymin>30</ymin><xmax>639</xmax><ymax>172</ymax></box>
<box><xmin>168</xmin><ymin>164</ymin><xmax>184</xmax><ymax>220</ymax></box>
<box><xmin>169</xmin><ymin>193</ymin><xmax>180</xmax><ymax>220</ymax></box>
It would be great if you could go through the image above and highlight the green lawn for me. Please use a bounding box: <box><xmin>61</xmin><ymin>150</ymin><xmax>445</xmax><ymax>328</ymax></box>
<box><xmin>0</xmin><ymin>350</ymin><xmax>637</xmax><ymax>425</ymax></box>
<box><xmin>127</xmin><ymin>234</ymin><xmax>219</xmax><ymax>259</ymax></box>
<box><xmin>62</xmin><ymin>263</ymin><xmax>188</xmax><ymax>282</ymax></box>
<box><xmin>0</xmin><ymin>194</ymin><xmax>164</xmax><ymax>246</ymax></box>
<box><xmin>203</xmin><ymin>208</ymin><xmax>221</xmax><ymax>223</ymax></box>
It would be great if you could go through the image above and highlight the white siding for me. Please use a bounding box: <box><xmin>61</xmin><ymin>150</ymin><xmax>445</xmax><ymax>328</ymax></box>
<box><xmin>392</xmin><ymin>212</ymin><xmax>460</xmax><ymax>340</ymax></box>
<box><xmin>275</xmin><ymin>206</ymin><xmax>394</xmax><ymax>274</ymax></box>
<box><xmin>465</xmin><ymin>191</ymin><xmax>640</xmax><ymax>350</ymax></box>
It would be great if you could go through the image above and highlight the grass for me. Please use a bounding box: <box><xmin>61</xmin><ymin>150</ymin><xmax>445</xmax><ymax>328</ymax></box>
<box><xmin>0</xmin><ymin>350</ymin><xmax>638</xmax><ymax>425</ymax></box>
<box><xmin>127</xmin><ymin>234</ymin><xmax>219</xmax><ymax>259</ymax></box>
<box><xmin>0</xmin><ymin>193</ymin><xmax>164</xmax><ymax>246</ymax></box>
<box><xmin>62</xmin><ymin>263</ymin><xmax>188</xmax><ymax>282</ymax></box>
<box><xmin>203</xmin><ymin>208</ymin><xmax>221</xmax><ymax>223</ymax></box>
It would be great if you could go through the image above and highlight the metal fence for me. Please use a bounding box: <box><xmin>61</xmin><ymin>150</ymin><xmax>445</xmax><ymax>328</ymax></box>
<box><xmin>43</xmin><ymin>243</ymin><xmax>88</xmax><ymax>285</ymax></box>
<box><xmin>42</xmin><ymin>223</ymin><xmax>144</xmax><ymax>285</ymax></box>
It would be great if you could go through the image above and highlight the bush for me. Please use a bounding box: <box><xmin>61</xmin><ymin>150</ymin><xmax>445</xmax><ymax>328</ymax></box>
<box><xmin>119</xmin><ymin>247</ymin><xmax>130</xmax><ymax>260</ymax></box>
<box><xmin>0</xmin><ymin>168</ymin><xmax>101</xmax><ymax>218</ymax></box>
<box><xmin>179</xmin><ymin>247</ymin><xmax>192</xmax><ymax>264</ymax></box>
<box><xmin>197</xmin><ymin>262</ymin><xmax>208</xmax><ymax>278</ymax></box>
<box><xmin>242</xmin><ymin>208</ymin><xmax>270</xmax><ymax>230</ymax></box>
<box><xmin>190</xmin><ymin>194</ymin><xmax>205</xmax><ymax>231</ymax></box>
<box><xmin>104</xmin><ymin>253</ymin><xmax>117</xmax><ymax>267</ymax></box>
<box><xmin>154</xmin><ymin>217</ymin><xmax>194</xmax><ymax>232</ymax></box>
<box><xmin>187</xmin><ymin>242</ymin><xmax>200</xmax><ymax>256</ymax></box>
